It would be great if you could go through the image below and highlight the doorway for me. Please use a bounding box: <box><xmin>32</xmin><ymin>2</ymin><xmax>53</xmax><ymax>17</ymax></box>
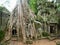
<box><xmin>12</xmin><ymin>29</ymin><xmax>17</xmax><ymax>36</ymax></box>
<box><xmin>50</xmin><ymin>26</ymin><xmax>55</xmax><ymax>33</ymax></box>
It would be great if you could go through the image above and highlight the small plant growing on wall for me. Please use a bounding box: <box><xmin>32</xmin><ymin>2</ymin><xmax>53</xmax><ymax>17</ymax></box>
<box><xmin>42</xmin><ymin>32</ymin><xmax>49</xmax><ymax>37</ymax></box>
<box><xmin>0</xmin><ymin>30</ymin><xmax>5</xmax><ymax>42</ymax></box>
<box><xmin>56</xmin><ymin>41</ymin><xmax>60</xmax><ymax>45</ymax></box>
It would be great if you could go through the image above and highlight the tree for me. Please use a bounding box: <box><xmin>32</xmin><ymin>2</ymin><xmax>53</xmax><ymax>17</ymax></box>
<box><xmin>29</xmin><ymin>0</ymin><xmax>58</xmax><ymax>31</ymax></box>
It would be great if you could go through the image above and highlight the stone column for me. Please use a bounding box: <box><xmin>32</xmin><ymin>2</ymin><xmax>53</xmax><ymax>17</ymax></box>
<box><xmin>48</xmin><ymin>24</ymin><xmax>50</xmax><ymax>34</ymax></box>
<box><xmin>56</xmin><ymin>24</ymin><xmax>57</xmax><ymax>36</ymax></box>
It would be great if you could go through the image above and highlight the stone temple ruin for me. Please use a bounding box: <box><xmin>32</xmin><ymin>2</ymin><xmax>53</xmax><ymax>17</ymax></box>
<box><xmin>5</xmin><ymin>0</ymin><xmax>36</xmax><ymax>42</ymax></box>
<box><xmin>4</xmin><ymin>0</ymin><xmax>59</xmax><ymax>43</ymax></box>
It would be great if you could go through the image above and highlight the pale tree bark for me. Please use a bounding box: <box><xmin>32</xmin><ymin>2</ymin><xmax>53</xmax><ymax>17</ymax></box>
<box><xmin>18</xmin><ymin>0</ymin><xmax>27</xmax><ymax>42</ymax></box>
<box><xmin>16</xmin><ymin>14</ymin><xmax>20</xmax><ymax>40</ymax></box>
<box><xmin>29</xmin><ymin>8</ymin><xmax>37</xmax><ymax>39</ymax></box>
<box><xmin>7</xmin><ymin>13</ymin><xmax>13</xmax><ymax>40</ymax></box>
<box><xmin>25</xmin><ymin>0</ymin><xmax>36</xmax><ymax>39</ymax></box>
<box><xmin>8</xmin><ymin>0</ymin><xmax>36</xmax><ymax>42</ymax></box>
<box><xmin>19</xmin><ymin>0</ymin><xmax>36</xmax><ymax>41</ymax></box>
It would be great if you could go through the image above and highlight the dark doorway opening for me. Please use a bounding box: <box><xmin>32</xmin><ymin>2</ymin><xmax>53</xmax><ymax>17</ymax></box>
<box><xmin>50</xmin><ymin>26</ymin><xmax>54</xmax><ymax>33</ymax></box>
<box><xmin>12</xmin><ymin>29</ymin><xmax>17</xmax><ymax>36</ymax></box>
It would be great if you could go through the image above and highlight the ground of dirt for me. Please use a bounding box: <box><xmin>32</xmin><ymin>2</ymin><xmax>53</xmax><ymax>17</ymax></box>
<box><xmin>8</xmin><ymin>39</ymin><xmax>60</xmax><ymax>45</ymax></box>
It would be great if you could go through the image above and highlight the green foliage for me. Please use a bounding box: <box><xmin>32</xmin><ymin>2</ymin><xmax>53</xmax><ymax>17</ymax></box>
<box><xmin>0</xmin><ymin>30</ymin><xmax>5</xmax><ymax>42</ymax></box>
<box><xmin>0</xmin><ymin>6</ymin><xmax>10</xmax><ymax>13</ymax></box>
<box><xmin>34</xmin><ymin>23</ymin><xmax>41</xmax><ymax>29</ymax></box>
<box><xmin>26</xmin><ymin>40</ymin><xmax>33</xmax><ymax>44</ymax></box>
<box><xmin>32</xmin><ymin>36</ymin><xmax>35</xmax><ymax>40</ymax></box>
<box><xmin>29</xmin><ymin>0</ymin><xmax>38</xmax><ymax>15</ymax></box>
<box><xmin>42</xmin><ymin>32</ymin><xmax>49</xmax><ymax>37</ymax></box>
<box><xmin>35</xmin><ymin>15</ymin><xmax>43</xmax><ymax>22</ymax></box>
<box><xmin>56</xmin><ymin>41</ymin><xmax>60</xmax><ymax>45</ymax></box>
<box><xmin>58</xmin><ymin>18</ymin><xmax>60</xmax><ymax>29</ymax></box>
<box><xmin>29</xmin><ymin>0</ymin><xmax>58</xmax><ymax>22</ymax></box>
<box><xmin>0</xmin><ymin>43</ymin><xmax>5</xmax><ymax>45</ymax></box>
<box><xmin>37</xmin><ymin>35</ymin><xmax>41</xmax><ymax>40</ymax></box>
<box><xmin>34</xmin><ymin>15</ymin><xmax>43</xmax><ymax>29</ymax></box>
<box><xmin>57</xmin><ymin>4</ymin><xmax>60</xmax><ymax>12</ymax></box>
